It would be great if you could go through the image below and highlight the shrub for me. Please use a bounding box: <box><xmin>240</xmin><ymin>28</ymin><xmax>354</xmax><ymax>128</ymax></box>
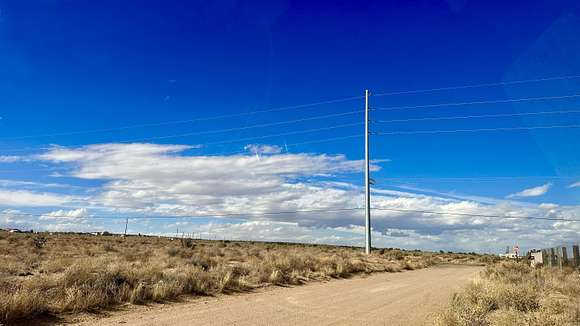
<box><xmin>434</xmin><ymin>261</ymin><xmax>580</xmax><ymax>325</ymax></box>
<box><xmin>0</xmin><ymin>231</ymin><xmax>488</xmax><ymax>324</ymax></box>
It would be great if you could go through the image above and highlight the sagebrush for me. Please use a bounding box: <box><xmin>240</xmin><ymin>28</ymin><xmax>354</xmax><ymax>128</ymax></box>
<box><xmin>434</xmin><ymin>261</ymin><xmax>580</xmax><ymax>325</ymax></box>
<box><xmin>0</xmin><ymin>231</ymin><xmax>492</xmax><ymax>323</ymax></box>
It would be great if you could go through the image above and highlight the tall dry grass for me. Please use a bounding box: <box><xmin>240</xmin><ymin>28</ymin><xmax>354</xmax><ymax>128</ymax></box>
<box><xmin>0</xmin><ymin>231</ymin><xmax>492</xmax><ymax>324</ymax></box>
<box><xmin>434</xmin><ymin>261</ymin><xmax>580</xmax><ymax>325</ymax></box>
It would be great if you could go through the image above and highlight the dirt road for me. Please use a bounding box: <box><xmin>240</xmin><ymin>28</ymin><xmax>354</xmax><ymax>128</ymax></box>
<box><xmin>75</xmin><ymin>265</ymin><xmax>481</xmax><ymax>326</ymax></box>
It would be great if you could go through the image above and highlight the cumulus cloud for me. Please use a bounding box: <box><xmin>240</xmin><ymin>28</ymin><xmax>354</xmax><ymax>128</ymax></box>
<box><xmin>0</xmin><ymin>189</ymin><xmax>72</xmax><ymax>206</ymax></box>
<box><xmin>383</xmin><ymin>229</ymin><xmax>410</xmax><ymax>237</ymax></box>
<box><xmin>507</xmin><ymin>183</ymin><xmax>552</xmax><ymax>198</ymax></box>
<box><xmin>0</xmin><ymin>208</ymin><xmax>108</xmax><ymax>233</ymax></box>
<box><xmin>13</xmin><ymin>142</ymin><xmax>577</xmax><ymax>252</ymax></box>
<box><xmin>539</xmin><ymin>203</ymin><xmax>559</xmax><ymax>210</ymax></box>
<box><xmin>37</xmin><ymin>143</ymin><xmax>373</xmax><ymax>214</ymax></box>
<box><xmin>40</xmin><ymin>208</ymin><xmax>89</xmax><ymax>220</ymax></box>
<box><xmin>0</xmin><ymin>209</ymin><xmax>32</xmax><ymax>226</ymax></box>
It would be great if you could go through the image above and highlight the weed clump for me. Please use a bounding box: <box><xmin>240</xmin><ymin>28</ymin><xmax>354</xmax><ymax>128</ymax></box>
<box><xmin>0</xmin><ymin>231</ymin><xmax>492</xmax><ymax>324</ymax></box>
<box><xmin>434</xmin><ymin>261</ymin><xmax>580</xmax><ymax>325</ymax></box>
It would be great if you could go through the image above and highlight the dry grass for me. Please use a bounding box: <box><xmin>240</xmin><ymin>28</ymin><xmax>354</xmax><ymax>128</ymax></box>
<box><xmin>0</xmin><ymin>231</ymin><xmax>493</xmax><ymax>324</ymax></box>
<box><xmin>434</xmin><ymin>261</ymin><xmax>580</xmax><ymax>325</ymax></box>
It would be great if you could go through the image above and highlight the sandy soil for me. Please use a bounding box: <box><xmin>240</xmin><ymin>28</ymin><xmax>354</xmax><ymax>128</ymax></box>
<box><xmin>72</xmin><ymin>265</ymin><xmax>481</xmax><ymax>326</ymax></box>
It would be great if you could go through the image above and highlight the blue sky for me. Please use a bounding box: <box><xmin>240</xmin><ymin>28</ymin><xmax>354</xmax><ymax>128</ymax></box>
<box><xmin>0</xmin><ymin>0</ymin><xmax>579</xmax><ymax>253</ymax></box>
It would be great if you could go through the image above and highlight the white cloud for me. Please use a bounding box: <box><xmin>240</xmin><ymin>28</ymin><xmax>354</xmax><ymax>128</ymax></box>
<box><xmin>0</xmin><ymin>179</ymin><xmax>87</xmax><ymax>190</ymax></box>
<box><xmin>0</xmin><ymin>155</ymin><xmax>26</xmax><ymax>163</ymax></box>
<box><xmin>0</xmin><ymin>189</ymin><xmax>72</xmax><ymax>206</ymax></box>
<box><xmin>539</xmin><ymin>203</ymin><xmax>559</xmax><ymax>210</ymax></box>
<box><xmin>244</xmin><ymin>144</ymin><xmax>282</xmax><ymax>155</ymax></box>
<box><xmin>40</xmin><ymin>208</ymin><xmax>89</xmax><ymax>220</ymax></box>
<box><xmin>0</xmin><ymin>209</ymin><xmax>31</xmax><ymax>226</ymax></box>
<box><xmin>507</xmin><ymin>183</ymin><xmax>552</xmax><ymax>198</ymax></box>
<box><xmin>569</xmin><ymin>181</ymin><xmax>580</xmax><ymax>188</ymax></box>
<box><xmin>0</xmin><ymin>208</ymin><xmax>107</xmax><ymax>233</ymax></box>
<box><xmin>12</xmin><ymin>142</ymin><xmax>577</xmax><ymax>252</ymax></box>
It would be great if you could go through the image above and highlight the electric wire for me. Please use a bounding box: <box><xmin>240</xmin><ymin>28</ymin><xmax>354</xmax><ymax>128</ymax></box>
<box><xmin>374</xmin><ymin>124</ymin><xmax>580</xmax><ymax>136</ymax></box>
<box><xmin>0</xmin><ymin>121</ymin><xmax>363</xmax><ymax>154</ymax></box>
<box><xmin>373</xmin><ymin>74</ymin><xmax>580</xmax><ymax>97</ymax></box>
<box><xmin>374</xmin><ymin>93</ymin><xmax>580</xmax><ymax>112</ymax></box>
<box><xmin>7</xmin><ymin>207</ymin><xmax>362</xmax><ymax>220</ymax></box>
<box><xmin>373</xmin><ymin>109</ymin><xmax>580</xmax><ymax>123</ymax></box>
<box><xmin>0</xmin><ymin>96</ymin><xmax>364</xmax><ymax>140</ymax></box>
<box><xmin>121</xmin><ymin>119</ymin><xmax>363</xmax><ymax>143</ymax></box>
<box><xmin>371</xmin><ymin>207</ymin><xmax>580</xmax><ymax>222</ymax></box>
<box><xmin>4</xmin><ymin>74</ymin><xmax>580</xmax><ymax>140</ymax></box>
<box><xmin>372</xmin><ymin>176</ymin><xmax>580</xmax><ymax>182</ymax></box>
<box><xmin>6</xmin><ymin>206</ymin><xmax>579</xmax><ymax>222</ymax></box>
<box><xmin>3</xmin><ymin>73</ymin><xmax>580</xmax><ymax>143</ymax></box>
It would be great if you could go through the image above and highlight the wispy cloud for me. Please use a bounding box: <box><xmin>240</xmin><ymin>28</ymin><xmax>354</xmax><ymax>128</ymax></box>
<box><xmin>569</xmin><ymin>181</ymin><xmax>580</xmax><ymax>188</ymax></box>
<box><xmin>244</xmin><ymin>144</ymin><xmax>282</xmax><ymax>155</ymax></box>
<box><xmin>507</xmin><ymin>183</ymin><xmax>552</xmax><ymax>198</ymax></box>
<box><xmin>0</xmin><ymin>155</ymin><xmax>28</xmax><ymax>163</ymax></box>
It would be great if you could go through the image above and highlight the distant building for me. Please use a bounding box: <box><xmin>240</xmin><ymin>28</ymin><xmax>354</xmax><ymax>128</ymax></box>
<box><xmin>499</xmin><ymin>245</ymin><xmax>520</xmax><ymax>259</ymax></box>
<box><xmin>499</xmin><ymin>252</ymin><xmax>518</xmax><ymax>259</ymax></box>
<box><xmin>91</xmin><ymin>231</ymin><xmax>112</xmax><ymax>236</ymax></box>
<box><xmin>7</xmin><ymin>228</ymin><xmax>33</xmax><ymax>233</ymax></box>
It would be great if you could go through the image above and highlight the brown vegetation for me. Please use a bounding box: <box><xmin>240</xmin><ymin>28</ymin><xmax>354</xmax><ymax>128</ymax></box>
<box><xmin>435</xmin><ymin>261</ymin><xmax>580</xmax><ymax>325</ymax></box>
<box><xmin>0</xmin><ymin>231</ymin><xmax>493</xmax><ymax>324</ymax></box>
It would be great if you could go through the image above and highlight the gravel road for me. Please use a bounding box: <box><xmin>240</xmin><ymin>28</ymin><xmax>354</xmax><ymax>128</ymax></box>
<box><xmin>74</xmin><ymin>265</ymin><xmax>481</xmax><ymax>326</ymax></box>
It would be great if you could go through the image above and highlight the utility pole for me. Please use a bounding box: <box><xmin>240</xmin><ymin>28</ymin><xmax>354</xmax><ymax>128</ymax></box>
<box><xmin>365</xmin><ymin>89</ymin><xmax>372</xmax><ymax>254</ymax></box>
<box><xmin>124</xmin><ymin>217</ymin><xmax>128</xmax><ymax>237</ymax></box>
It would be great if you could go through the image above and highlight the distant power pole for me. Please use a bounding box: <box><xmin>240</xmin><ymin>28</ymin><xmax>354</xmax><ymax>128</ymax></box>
<box><xmin>365</xmin><ymin>89</ymin><xmax>372</xmax><ymax>255</ymax></box>
<box><xmin>124</xmin><ymin>217</ymin><xmax>128</xmax><ymax>236</ymax></box>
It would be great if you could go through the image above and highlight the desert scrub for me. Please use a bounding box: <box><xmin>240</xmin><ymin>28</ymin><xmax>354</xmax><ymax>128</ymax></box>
<box><xmin>434</xmin><ymin>261</ymin><xmax>580</xmax><ymax>325</ymax></box>
<box><xmin>0</xmin><ymin>231</ymin><xmax>493</xmax><ymax>324</ymax></box>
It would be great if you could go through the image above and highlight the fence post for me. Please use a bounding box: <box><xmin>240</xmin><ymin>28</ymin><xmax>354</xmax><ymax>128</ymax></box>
<box><xmin>550</xmin><ymin>248</ymin><xmax>557</xmax><ymax>267</ymax></box>
<box><xmin>561</xmin><ymin>247</ymin><xmax>568</xmax><ymax>267</ymax></box>
<box><xmin>573</xmin><ymin>245</ymin><xmax>580</xmax><ymax>267</ymax></box>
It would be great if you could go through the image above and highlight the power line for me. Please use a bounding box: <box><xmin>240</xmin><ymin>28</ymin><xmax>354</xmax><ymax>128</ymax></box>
<box><xmin>373</xmin><ymin>74</ymin><xmax>580</xmax><ymax>97</ymax></box>
<box><xmin>4</xmin><ymin>94</ymin><xmax>580</xmax><ymax>153</ymax></box>
<box><xmin>16</xmin><ymin>110</ymin><xmax>362</xmax><ymax>143</ymax></box>
<box><xmin>196</xmin><ymin>134</ymin><xmax>364</xmax><ymax>157</ymax></box>
<box><xmin>6</xmin><ymin>207</ymin><xmax>362</xmax><ymax>220</ymax></box>
<box><xmin>371</xmin><ymin>207</ymin><xmax>580</xmax><ymax>222</ymax></box>
<box><xmin>5</xmin><ymin>74</ymin><xmax>580</xmax><ymax>141</ymax></box>
<box><xmin>374</xmin><ymin>93</ymin><xmax>580</xmax><ymax>112</ymax></box>
<box><xmin>373</xmin><ymin>109</ymin><xmax>580</xmax><ymax>123</ymax></box>
<box><xmin>372</xmin><ymin>175</ymin><xmax>580</xmax><ymax>182</ymax></box>
<box><xmin>0</xmin><ymin>109</ymin><xmax>362</xmax><ymax>152</ymax></box>
<box><xmin>6</xmin><ymin>206</ymin><xmax>579</xmax><ymax>222</ymax></box>
<box><xmin>0</xmin><ymin>96</ymin><xmax>363</xmax><ymax>141</ymax></box>
<box><xmin>374</xmin><ymin>124</ymin><xmax>580</xmax><ymax>136</ymax></box>
<box><xmin>0</xmin><ymin>121</ymin><xmax>363</xmax><ymax>154</ymax></box>
<box><xmin>286</xmin><ymin>134</ymin><xmax>364</xmax><ymax>148</ymax></box>
<box><xmin>0</xmin><ymin>134</ymin><xmax>364</xmax><ymax>172</ymax></box>
<box><xmin>198</xmin><ymin>122</ymin><xmax>363</xmax><ymax>146</ymax></box>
